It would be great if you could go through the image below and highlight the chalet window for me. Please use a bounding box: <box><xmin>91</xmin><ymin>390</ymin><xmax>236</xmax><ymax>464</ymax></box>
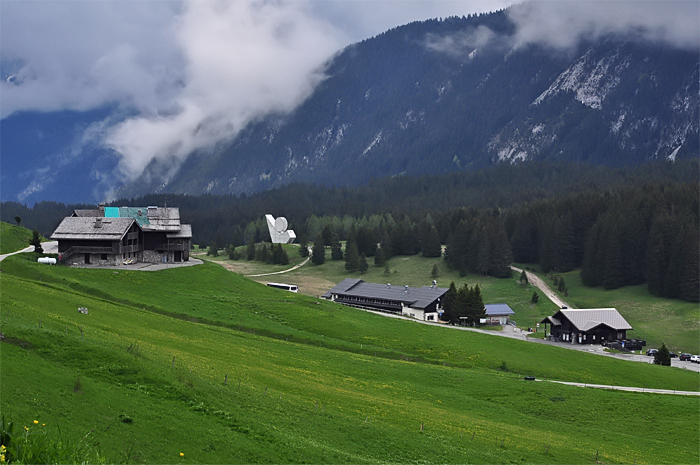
<box><xmin>101</xmin><ymin>254</ymin><xmax>108</xmax><ymax>260</ymax></box>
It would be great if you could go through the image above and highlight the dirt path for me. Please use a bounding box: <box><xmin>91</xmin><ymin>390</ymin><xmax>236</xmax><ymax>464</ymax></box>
<box><xmin>245</xmin><ymin>254</ymin><xmax>311</xmax><ymax>277</ymax></box>
<box><xmin>0</xmin><ymin>241</ymin><xmax>58</xmax><ymax>263</ymax></box>
<box><xmin>511</xmin><ymin>265</ymin><xmax>570</xmax><ymax>309</ymax></box>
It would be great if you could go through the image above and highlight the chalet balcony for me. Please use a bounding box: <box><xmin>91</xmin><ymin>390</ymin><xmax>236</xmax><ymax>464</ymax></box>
<box><xmin>150</xmin><ymin>243</ymin><xmax>188</xmax><ymax>252</ymax></box>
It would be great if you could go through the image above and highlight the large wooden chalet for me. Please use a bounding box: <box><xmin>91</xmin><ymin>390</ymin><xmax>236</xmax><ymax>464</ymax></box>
<box><xmin>51</xmin><ymin>204</ymin><xmax>192</xmax><ymax>266</ymax></box>
<box><xmin>322</xmin><ymin>279</ymin><xmax>448</xmax><ymax>321</ymax></box>
<box><xmin>540</xmin><ymin>308</ymin><xmax>632</xmax><ymax>345</ymax></box>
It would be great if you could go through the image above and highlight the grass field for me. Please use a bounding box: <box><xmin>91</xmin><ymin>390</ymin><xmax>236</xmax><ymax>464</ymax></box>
<box><xmin>0</xmin><ymin>254</ymin><xmax>700</xmax><ymax>463</ymax></box>
<box><xmin>0</xmin><ymin>222</ymin><xmax>36</xmax><ymax>254</ymax></box>
<box><xmin>2</xmin><ymin>252</ymin><xmax>698</xmax><ymax>464</ymax></box>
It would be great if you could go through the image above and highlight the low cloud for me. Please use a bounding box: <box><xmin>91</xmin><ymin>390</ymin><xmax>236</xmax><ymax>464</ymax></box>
<box><xmin>425</xmin><ymin>1</ymin><xmax>699</xmax><ymax>57</ymax></box>
<box><xmin>508</xmin><ymin>1</ymin><xmax>699</xmax><ymax>51</ymax></box>
<box><xmin>107</xmin><ymin>0</ymin><xmax>345</xmax><ymax>182</ymax></box>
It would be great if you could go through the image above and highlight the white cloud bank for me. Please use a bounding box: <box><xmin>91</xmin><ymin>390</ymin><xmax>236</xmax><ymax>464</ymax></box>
<box><xmin>104</xmin><ymin>0</ymin><xmax>345</xmax><ymax>181</ymax></box>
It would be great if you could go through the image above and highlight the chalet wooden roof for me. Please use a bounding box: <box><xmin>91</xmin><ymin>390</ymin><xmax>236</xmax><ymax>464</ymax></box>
<box><xmin>541</xmin><ymin>308</ymin><xmax>632</xmax><ymax>331</ymax></box>
<box><xmin>51</xmin><ymin>217</ymin><xmax>134</xmax><ymax>241</ymax></box>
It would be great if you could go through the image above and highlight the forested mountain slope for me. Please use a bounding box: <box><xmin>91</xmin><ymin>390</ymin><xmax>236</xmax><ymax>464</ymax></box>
<box><xmin>120</xmin><ymin>11</ymin><xmax>699</xmax><ymax>197</ymax></box>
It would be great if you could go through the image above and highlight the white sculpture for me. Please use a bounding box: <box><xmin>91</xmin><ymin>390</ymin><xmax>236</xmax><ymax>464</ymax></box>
<box><xmin>265</xmin><ymin>214</ymin><xmax>296</xmax><ymax>244</ymax></box>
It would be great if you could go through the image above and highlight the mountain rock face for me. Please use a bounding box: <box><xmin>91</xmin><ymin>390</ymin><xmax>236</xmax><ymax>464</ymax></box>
<box><xmin>125</xmin><ymin>12</ymin><xmax>696</xmax><ymax>197</ymax></box>
<box><xmin>3</xmin><ymin>10</ymin><xmax>698</xmax><ymax>204</ymax></box>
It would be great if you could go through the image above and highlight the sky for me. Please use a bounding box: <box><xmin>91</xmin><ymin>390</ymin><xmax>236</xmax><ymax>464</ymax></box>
<box><xmin>1</xmin><ymin>0</ymin><xmax>698</xmax><ymax>190</ymax></box>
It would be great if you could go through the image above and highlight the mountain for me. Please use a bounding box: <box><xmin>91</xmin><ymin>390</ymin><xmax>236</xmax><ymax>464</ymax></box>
<box><xmin>2</xmin><ymin>10</ymin><xmax>698</xmax><ymax>204</ymax></box>
<box><xmin>117</xmin><ymin>12</ymin><xmax>697</xmax><ymax>198</ymax></box>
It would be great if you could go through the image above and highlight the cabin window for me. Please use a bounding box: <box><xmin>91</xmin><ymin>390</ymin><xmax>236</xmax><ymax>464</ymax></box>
<box><xmin>101</xmin><ymin>254</ymin><xmax>108</xmax><ymax>260</ymax></box>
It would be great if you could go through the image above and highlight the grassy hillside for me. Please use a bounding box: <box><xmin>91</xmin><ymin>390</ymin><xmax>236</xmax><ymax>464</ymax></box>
<box><xmin>209</xmin><ymin>248</ymin><xmax>698</xmax><ymax>353</ymax></box>
<box><xmin>0</xmin><ymin>221</ymin><xmax>35</xmax><ymax>254</ymax></box>
<box><xmin>1</xmin><ymin>254</ymin><xmax>698</xmax><ymax>464</ymax></box>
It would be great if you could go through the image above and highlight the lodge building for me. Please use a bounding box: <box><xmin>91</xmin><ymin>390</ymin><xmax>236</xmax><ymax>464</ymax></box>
<box><xmin>51</xmin><ymin>204</ymin><xmax>192</xmax><ymax>266</ymax></box>
<box><xmin>540</xmin><ymin>308</ymin><xmax>632</xmax><ymax>345</ymax></box>
<box><xmin>322</xmin><ymin>278</ymin><xmax>448</xmax><ymax>321</ymax></box>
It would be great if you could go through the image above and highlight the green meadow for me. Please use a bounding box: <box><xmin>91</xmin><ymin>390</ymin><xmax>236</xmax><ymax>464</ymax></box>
<box><xmin>0</xmin><ymin>222</ymin><xmax>37</xmax><ymax>255</ymax></box>
<box><xmin>1</xmin><ymin>252</ymin><xmax>698</xmax><ymax>464</ymax></box>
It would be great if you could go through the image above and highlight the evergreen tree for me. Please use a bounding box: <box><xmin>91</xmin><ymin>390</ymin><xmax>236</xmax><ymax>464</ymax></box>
<box><xmin>321</xmin><ymin>224</ymin><xmax>333</xmax><ymax>247</ymax></box>
<box><xmin>207</xmin><ymin>241</ymin><xmax>219</xmax><ymax>257</ymax></box>
<box><xmin>246</xmin><ymin>241</ymin><xmax>256</xmax><ymax>260</ymax></box>
<box><xmin>653</xmin><ymin>343</ymin><xmax>672</xmax><ymax>366</ymax></box>
<box><xmin>519</xmin><ymin>270</ymin><xmax>528</xmax><ymax>284</ymax></box>
<box><xmin>442</xmin><ymin>282</ymin><xmax>458</xmax><ymax>324</ymax></box>
<box><xmin>374</xmin><ymin>246</ymin><xmax>386</xmax><ymax>267</ymax></box>
<box><xmin>30</xmin><ymin>230</ymin><xmax>43</xmax><ymax>253</ymax></box>
<box><xmin>14</xmin><ymin>216</ymin><xmax>21</xmax><ymax>225</ymax></box>
<box><xmin>312</xmin><ymin>233</ymin><xmax>325</xmax><ymax>265</ymax></box>
<box><xmin>331</xmin><ymin>234</ymin><xmax>344</xmax><ymax>260</ymax></box>
<box><xmin>421</xmin><ymin>226</ymin><xmax>442</xmax><ymax>257</ymax></box>
<box><xmin>358</xmin><ymin>253</ymin><xmax>369</xmax><ymax>273</ymax></box>
<box><xmin>383</xmin><ymin>261</ymin><xmax>391</xmax><ymax>276</ymax></box>
<box><xmin>380</xmin><ymin>231</ymin><xmax>393</xmax><ymax>261</ymax></box>
<box><xmin>531</xmin><ymin>291</ymin><xmax>539</xmax><ymax>303</ymax></box>
<box><xmin>431</xmin><ymin>263</ymin><xmax>440</xmax><ymax>278</ymax></box>
<box><xmin>298</xmin><ymin>234</ymin><xmax>309</xmax><ymax>257</ymax></box>
<box><xmin>345</xmin><ymin>241</ymin><xmax>360</xmax><ymax>272</ymax></box>
<box><xmin>356</xmin><ymin>226</ymin><xmax>376</xmax><ymax>257</ymax></box>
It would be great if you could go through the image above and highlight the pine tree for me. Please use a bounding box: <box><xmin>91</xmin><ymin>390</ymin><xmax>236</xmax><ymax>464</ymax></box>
<box><xmin>30</xmin><ymin>230</ymin><xmax>43</xmax><ymax>253</ymax></box>
<box><xmin>519</xmin><ymin>270</ymin><xmax>528</xmax><ymax>284</ymax></box>
<box><xmin>298</xmin><ymin>234</ymin><xmax>309</xmax><ymax>257</ymax></box>
<box><xmin>321</xmin><ymin>224</ymin><xmax>333</xmax><ymax>247</ymax></box>
<box><xmin>531</xmin><ymin>291</ymin><xmax>539</xmax><ymax>303</ymax></box>
<box><xmin>312</xmin><ymin>233</ymin><xmax>325</xmax><ymax>265</ymax></box>
<box><xmin>442</xmin><ymin>282</ymin><xmax>458</xmax><ymax>324</ymax></box>
<box><xmin>246</xmin><ymin>241</ymin><xmax>255</xmax><ymax>260</ymax></box>
<box><xmin>331</xmin><ymin>235</ymin><xmax>344</xmax><ymax>260</ymax></box>
<box><xmin>358</xmin><ymin>253</ymin><xmax>369</xmax><ymax>273</ymax></box>
<box><xmin>431</xmin><ymin>263</ymin><xmax>440</xmax><ymax>278</ymax></box>
<box><xmin>345</xmin><ymin>241</ymin><xmax>360</xmax><ymax>272</ymax></box>
<box><xmin>374</xmin><ymin>246</ymin><xmax>386</xmax><ymax>267</ymax></box>
<box><xmin>654</xmin><ymin>343</ymin><xmax>672</xmax><ymax>366</ymax></box>
<box><xmin>421</xmin><ymin>226</ymin><xmax>442</xmax><ymax>257</ymax></box>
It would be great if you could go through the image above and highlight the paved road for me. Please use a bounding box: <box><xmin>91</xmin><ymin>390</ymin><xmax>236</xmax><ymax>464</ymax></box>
<box><xmin>0</xmin><ymin>240</ymin><xmax>59</xmax><ymax>262</ymax></box>
<box><xmin>511</xmin><ymin>265</ymin><xmax>569</xmax><ymax>308</ymax></box>
<box><xmin>354</xmin><ymin>307</ymin><xmax>700</xmax><ymax>373</ymax></box>
<box><xmin>536</xmin><ymin>379</ymin><xmax>700</xmax><ymax>396</ymax></box>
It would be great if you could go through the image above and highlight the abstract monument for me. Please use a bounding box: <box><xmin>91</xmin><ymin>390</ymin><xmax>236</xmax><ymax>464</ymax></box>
<box><xmin>265</xmin><ymin>214</ymin><xmax>296</xmax><ymax>244</ymax></box>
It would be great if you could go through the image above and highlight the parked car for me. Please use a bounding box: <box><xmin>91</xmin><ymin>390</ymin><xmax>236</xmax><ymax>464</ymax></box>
<box><xmin>690</xmin><ymin>355</ymin><xmax>700</xmax><ymax>364</ymax></box>
<box><xmin>646</xmin><ymin>349</ymin><xmax>658</xmax><ymax>356</ymax></box>
<box><xmin>679</xmin><ymin>353</ymin><xmax>692</xmax><ymax>361</ymax></box>
<box><xmin>669</xmin><ymin>352</ymin><xmax>678</xmax><ymax>358</ymax></box>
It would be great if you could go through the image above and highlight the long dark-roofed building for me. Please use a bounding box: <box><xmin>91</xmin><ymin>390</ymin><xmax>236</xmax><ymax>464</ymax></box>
<box><xmin>540</xmin><ymin>308</ymin><xmax>632</xmax><ymax>345</ymax></box>
<box><xmin>52</xmin><ymin>203</ymin><xmax>192</xmax><ymax>266</ymax></box>
<box><xmin>322</xmin><ymin>278</ymin><xmax>447</xmax><ymax>321</ymax></box>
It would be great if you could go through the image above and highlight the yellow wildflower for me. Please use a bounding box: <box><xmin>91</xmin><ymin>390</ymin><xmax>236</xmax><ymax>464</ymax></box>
<box><xmin>33</xmin><ymin>420</ymin><xmax>39</xmax><ymax>424</ymax></box>
<box><xmin>179</xmin><ymin>452</ymin><xmax>184</xmax><ymax>457</ymax></box>
<box><xmin>24</xmin><ymin>426</ymin><xmax>28</xmax><ymax>431</ymax></box>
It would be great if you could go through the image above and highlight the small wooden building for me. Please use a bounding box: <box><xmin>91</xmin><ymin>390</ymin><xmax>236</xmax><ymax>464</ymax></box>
<box><xmin>540</xmin><ymin>308</ymin><xmax>632</xmax><ymax>345</ymax></box>
<box><xmin>484</xmin><ymin>304</ymin><xmax>515</xmax><ymax>325</ymax></box>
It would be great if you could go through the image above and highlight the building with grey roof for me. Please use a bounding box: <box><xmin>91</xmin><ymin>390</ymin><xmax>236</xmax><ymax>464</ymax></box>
<box><xmin>52</xmin><ymin>203</ymin><xmax>192</xmax><ymax>266</ymax></box>
<box><xmin>540</xmin><ymin>308</ymin><xmax>632</xmax><ymax>345</ymax></box>
<box><xmin>322</xmin><ymin>278</ymin><xmax>448</xmax><ymax>321</ymax></box>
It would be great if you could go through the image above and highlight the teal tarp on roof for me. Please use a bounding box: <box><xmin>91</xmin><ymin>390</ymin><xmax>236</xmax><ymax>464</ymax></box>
<box><xmin>104</xmin><ymin>207</ymin><xmax>120</xmax><ymax>218</ymax></box>
<box><xmin>118</xmin><ymin>207</ymin><xmax>150</xmax><ymax>227</ymax></box>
